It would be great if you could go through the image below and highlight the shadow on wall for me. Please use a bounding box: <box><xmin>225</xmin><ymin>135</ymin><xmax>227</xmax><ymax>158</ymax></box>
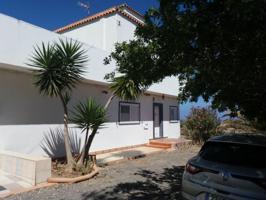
<box><xmin>0</xmin><ymin>69</ymin><xmax>120</xmax><ymax>125</ymax></box>
<box><xmin>40</xmin><ymin>128</ymin><xmax>81</xmax><ymax>158</ymax></box>
<box><xmin>0</xmin><ymin>67</ymin><xmax>178</xmax><ymax>126</ymax></box>
<box><xmin>81</xmin><ymin>166</ymin><xmax>185</xmax><ymax>200</ymax></box>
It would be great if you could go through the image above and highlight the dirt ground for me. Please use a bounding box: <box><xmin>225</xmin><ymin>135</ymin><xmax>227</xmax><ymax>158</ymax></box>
<box><xmin>5</xmin><ymin>146</ymin><xmax>201</xmax><ymax>200</ymax></box>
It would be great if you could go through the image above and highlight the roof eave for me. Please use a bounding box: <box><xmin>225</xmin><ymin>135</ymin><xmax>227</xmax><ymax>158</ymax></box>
<box><xmin>54</xmin><ymin>4</ymin><xmax>144</xmax><ymax>34</ymax></box>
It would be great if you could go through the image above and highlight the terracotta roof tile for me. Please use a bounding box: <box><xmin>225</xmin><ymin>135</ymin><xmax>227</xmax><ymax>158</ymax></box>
<box><xmin>120</xmin><ymin>4</ymin><xmax>144</xmax><ymax>19</ymax></box>
<box><xmin>55</xmin><ymin>4</ymin><xmax>144</xmax><ymax>33</ymax></box>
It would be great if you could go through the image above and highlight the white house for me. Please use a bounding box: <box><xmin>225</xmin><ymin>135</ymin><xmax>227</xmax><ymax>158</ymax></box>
<box><xmin>0</xmin><ymin>4</ymin><xmax>180</xmax><ymax>157</ymax></box>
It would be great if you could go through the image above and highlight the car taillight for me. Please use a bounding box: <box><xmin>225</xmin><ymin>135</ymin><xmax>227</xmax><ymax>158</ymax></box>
<box><xmin>185</xmin><ymin>163</ymin><xmax>202</xmax><ymax>174</ymax></box>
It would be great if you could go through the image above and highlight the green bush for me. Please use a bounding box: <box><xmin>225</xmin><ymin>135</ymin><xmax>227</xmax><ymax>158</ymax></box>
<box><xmin>182</xmin><ymin>107</ymin><xmax>220</xmax><ymax>143</ymax></box>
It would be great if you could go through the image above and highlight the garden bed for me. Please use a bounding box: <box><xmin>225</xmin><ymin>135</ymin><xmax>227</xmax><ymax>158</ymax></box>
<box><xmin>47</xmin><ymin>156</ymin><xmax>99</xmax><ymax>183</ymax></box>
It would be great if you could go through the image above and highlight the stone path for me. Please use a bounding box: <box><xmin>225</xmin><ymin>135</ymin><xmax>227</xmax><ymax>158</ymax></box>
<box><xmin>4</xmin><ymin>146</ymin><xmax>200</xmax><ymax>200</ymax></box>
<box><xmin>0</xmin><ymin>171</ymin><xmax>31</xmax><ymax>198</ymax></box>
<box><xmin>96</xmin><ymin>146</ymin><xmax>163</xmax><ymax>165</ymax></box>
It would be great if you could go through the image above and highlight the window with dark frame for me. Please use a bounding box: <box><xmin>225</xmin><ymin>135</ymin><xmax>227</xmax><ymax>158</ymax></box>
<box><xmin>119</xmin><ymin>102</ymin><xmax>140</xmax><ymax>124</ymax></box>
<box><xmin>169</xmin><ymin>106</ymin><xmax>179</xmax><ymax>122</ymax></box>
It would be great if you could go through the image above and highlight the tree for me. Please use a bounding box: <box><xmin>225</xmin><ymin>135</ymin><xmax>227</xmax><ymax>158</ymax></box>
<box><xmin>105</xmin><ymin>0</ymin><xmax>266</xmax><ymax>125</ymax></box>
<box><xmin>103</xmin><ymin>75</ymin><xmax>145</xmax><ymax>110</ymax></box>
<box><xmin>28</xmin><ymin>39</ymin><xmax>88</xmax><ymax>168</ymax></box>
<box><xmin>182</xmin><ymin>107</ymin><xmax>220</xmax><ymax>143</ymax></box>
<box><xmin>69</xmin><ymin>74</ymin><xmax>143</xmax><ymax>168</ymax></box>
<box><xmin>71</xmin><ymin>98</ymin><xmax>107</xmax><ymax>166</ymax></box>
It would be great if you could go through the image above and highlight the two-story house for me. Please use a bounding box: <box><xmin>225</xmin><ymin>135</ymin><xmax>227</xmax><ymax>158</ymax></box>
<box><xmin>0</xmin><ymin>4</ymin><xmax>180</xmax><ymax>157</ymax></box>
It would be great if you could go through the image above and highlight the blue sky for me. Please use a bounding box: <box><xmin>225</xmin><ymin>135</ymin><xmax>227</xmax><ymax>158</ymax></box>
<box><xmin>0</xmin><ymin>0</ymin><xmax>208</xmax><ymax>119</ymax></box>
<box><xmin>0</xmin><ymin>0</ymin><xmax>159</xmax><ymax>30</ymax></box>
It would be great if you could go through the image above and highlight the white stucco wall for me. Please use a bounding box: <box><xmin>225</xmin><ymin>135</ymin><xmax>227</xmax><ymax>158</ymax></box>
<box><xmin>0</xmin><ymin>13</ymin><xmax>179</xmax><ymax>97</ymax></box>
<box><xmin>0</xmin><ymin>69</ymin><xmax>180</xmax><ymax>156</ymax></box>
<box><xmin>116</xmin><ymin>14</ymin><xmax>136</xmax><ymax>44</ymax></box>
<box><xmin>0</xmin><ymin>13</ymin><xmax>181</xmax><ymax>157</ymax></box>
<box><xmin>62</xmin><ymin>18</ymin><xmax>105</xmax><ymax>51</ymax></box>
<box><xmin>62</xmin><ymin>13</ymin><xmax>138</xmax><ymax>53</ymax></box>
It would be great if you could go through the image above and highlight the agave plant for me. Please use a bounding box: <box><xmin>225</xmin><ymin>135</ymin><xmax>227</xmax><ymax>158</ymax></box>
<box><xmin>28</xmin><ymin>39</ymin><xmax>88</xmax><ymax>168</ymax></box>
<box><xmin>71</xmin><ymin>98</ymin><xmax>107</xmax><ymax>165</ymax></box>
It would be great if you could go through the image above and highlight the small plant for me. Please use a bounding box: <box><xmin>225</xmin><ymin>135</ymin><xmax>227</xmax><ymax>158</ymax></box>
<box><xmin>182</xmin><ymin>107</ymin><xmax>220</xmax><ymax>144</ymax></box>
<box><xmin>73</xmin><ymin>161</ymin><xmax>93</xmax><ymax>175</ymax></box>
<box><xmin>71</xmin><ymin>98</ymin><xmax>107</xmax><ymax>167</ymax></box>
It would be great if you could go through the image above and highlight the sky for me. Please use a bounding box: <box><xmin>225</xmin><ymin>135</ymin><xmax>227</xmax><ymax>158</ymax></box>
<box><xmin>0</xmin><ymin>0</ymin><xmax>208</xmax><ymax>119</ymax></box>
<box><xmin>0</xmin><ymin>0</ymin><xmax>159</xmax><ymax>30</ymax></box>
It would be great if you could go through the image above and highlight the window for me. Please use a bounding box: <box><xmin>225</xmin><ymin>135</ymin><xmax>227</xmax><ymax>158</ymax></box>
<box><xmin>199</xmin><ymin>141</ymin><xmax>266</xmax><ymax>168</ymax></box>
<box><xmin>169</xmin><ymin>106</ymin><xmax>179</xmax><ymax>122</ymax></box>
<box><xmin>119</xmin><ymin>102</ymin><xmax>140</xmax><ymax>124</ymax></box>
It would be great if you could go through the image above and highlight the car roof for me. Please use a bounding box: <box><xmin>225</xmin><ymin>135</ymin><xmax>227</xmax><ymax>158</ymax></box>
<box><xmin>208</xmin><ymin>133</ymin><xmax>266</xmax><ymax>146</ymax></box>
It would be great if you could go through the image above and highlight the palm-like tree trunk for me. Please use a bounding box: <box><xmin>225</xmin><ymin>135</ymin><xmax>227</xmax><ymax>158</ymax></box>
<box><xmin>84</xmin><ymin>128</ymin><xmax>98</xmax><ymax>164</ymax></box>
<box><xmin>77</xmin><ymin>128</ymin><xmax>89</xmax><ymax>165</ymax></box>
<box><xmin>77</xmin><ymin>128</ymin><xmax>97</xmax><ymax>166</ymax></box>
<box><xmin>59</xmin><ymin>93</ymin><xmax>75</xmax><ymax>169</ymax></box>
<box><xmin>104</xmin><ymin>93</ymin><xmax>115</xmax><ymax>110</ymax></box>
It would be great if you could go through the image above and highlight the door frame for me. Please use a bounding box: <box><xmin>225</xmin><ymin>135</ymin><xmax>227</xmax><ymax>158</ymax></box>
<box><xmin>153</xmin><ymin>103</ymin><xmax>163</xmax><ymax>139</ymax></box>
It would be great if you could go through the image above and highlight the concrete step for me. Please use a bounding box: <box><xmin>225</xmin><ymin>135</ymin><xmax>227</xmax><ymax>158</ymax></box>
<box><xmin>149</xmin><ymin>141</ymin><xmax>172</xmax><ymax>148</ymax></box>
<box><xmin>145</xmin><ymin>144</ymin><xmax>171</xmax><ymax>149</ymax></box>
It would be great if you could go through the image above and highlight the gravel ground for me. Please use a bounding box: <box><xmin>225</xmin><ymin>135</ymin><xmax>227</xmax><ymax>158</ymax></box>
<box><xmin>4</xmin><ymin>146</ymin><xmax>200</xmax><ymax>200</ymax></box>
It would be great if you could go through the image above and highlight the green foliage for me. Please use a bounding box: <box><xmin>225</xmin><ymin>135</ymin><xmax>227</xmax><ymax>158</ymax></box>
<box><xmin>106</xmin><ymin>0</ymin><xmax>266</xmax><ymax>124</ymax></box>
<box><xmin>73</xmin><ymin>161</ymin><xmax>93</xmax><ymax>175</ymax></box>
<box><xmin>71</xmin><ymin>98</ymin><xmax>107</xmax><ymax>132</ymax></box>
<box><xmin>28</xmin><ymin>39</ymin><xmax>88</xmax><ymax>167</ymax></box>
<box><xmin>71</xmin><ymin>98</ymin><xmax>107</xmax><ymax>165</ymax></box>
<box><xmin>104</xmin><ymin>49</ymin><xmax>148</xmax><ymax>102</ymax></box>
<box><xmin>29</xmin><ymin>39</ymin><xmax>88</xmax><ymax>97</ymax></box>
<box><xmin>182</xmin><ymin>107</ymin><xmax>220</xmax><ymax>143</ymax></box>
<box><xmin>110</xmin><ymin>76</ymin><xmax>144</xmax><ymax>100</ymax></box>
<box><xmin>104</xmin><ymin>40</ymin><xmax>161</xmax><ymax>87</ymax></box>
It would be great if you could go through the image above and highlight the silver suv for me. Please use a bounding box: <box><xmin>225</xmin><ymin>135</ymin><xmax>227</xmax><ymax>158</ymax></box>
<box><xmin>182</xmin><ymin>134</ymin><xmax>266</xmax><ymax>200</ymax></box>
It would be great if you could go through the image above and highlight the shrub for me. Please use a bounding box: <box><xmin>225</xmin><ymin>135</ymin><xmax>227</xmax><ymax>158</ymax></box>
<box><xmin>216</xmin><ymin>117</ymin><xmax>266</xmax><ymax>134</ymax></box>
<box><xmin>182</xmin><ymin>107</ymin><xmax>220</xmax><ymax>143</ymax></box>
<box><xmin>216</xmin><ymin>118</ymin><xmax>257</xmax><ymax>134</ymax></box>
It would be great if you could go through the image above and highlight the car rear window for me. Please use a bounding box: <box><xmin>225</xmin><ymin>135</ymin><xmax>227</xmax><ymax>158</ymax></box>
<box><xmin>199</xmin><ymin>141</ymin><xmax>266</xmax><ymax>168</ymax></box>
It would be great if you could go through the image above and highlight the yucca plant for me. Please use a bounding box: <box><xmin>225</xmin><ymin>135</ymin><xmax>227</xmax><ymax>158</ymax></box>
<box><xmin>28</xmin><ymin>39</ymin><xmax>88</xmax><ymax>169</ymax></box>
<box><xmin>71</xmin><ymin>98</ymin><xmax>107</xmax><ymax>165</ymax></box>
<box><xmin>104</xmin><ymin>75</ymin><xmax>145</xmax><ymax>109</ymax></box>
